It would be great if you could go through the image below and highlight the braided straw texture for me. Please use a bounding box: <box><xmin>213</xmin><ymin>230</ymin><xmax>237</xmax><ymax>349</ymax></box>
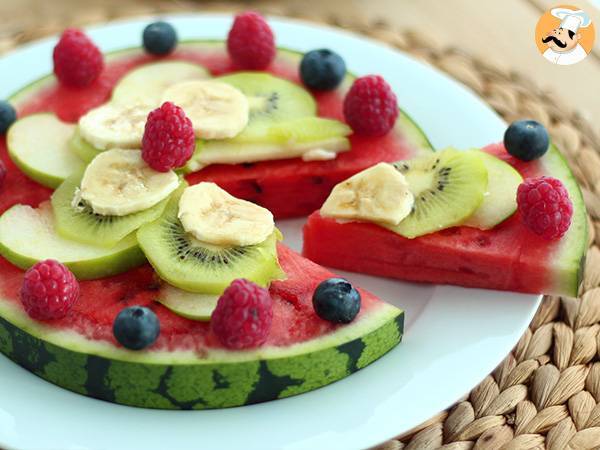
<box><xmin>2</xmin><ymin>2</ymin><xmax>600</xmax><ymax>449</ymax></box>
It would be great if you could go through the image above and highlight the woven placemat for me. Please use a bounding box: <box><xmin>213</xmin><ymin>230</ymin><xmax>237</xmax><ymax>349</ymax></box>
<box><xmin>2</xmin><ymin>2</ymin><xmax>600</xmax><ymax>449</ymax></box>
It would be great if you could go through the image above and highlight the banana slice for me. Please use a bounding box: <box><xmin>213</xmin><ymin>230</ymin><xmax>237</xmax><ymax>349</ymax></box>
<box><xmin>177</xmin><ymin>182</ymin><xmax>274</xmax><ymax>247</ymax></box>
<box><xmin>321</xmin><ymin>163</ymin><xmax>414</xmax><ymax>226</ymax></box>
<box><xmin>162</xmin><ymin>80</ymin><xmax>249</xmax><ymax>140</ymax></box>
<box><xmin>78</xmin><ymin>102</ymin><xmax>152</xmax><ymax>150</ymax></box>
<box><xmin>80</xmin><ymin>149</ymin><xmax>179</xmax><ymax>216</ymax></box>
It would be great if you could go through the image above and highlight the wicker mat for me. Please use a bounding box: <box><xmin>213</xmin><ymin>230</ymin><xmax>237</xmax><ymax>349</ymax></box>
<box><xmin>2</xmin><ymin>2</ymin><xmax>600</xmax><ymax>449</ymax></box>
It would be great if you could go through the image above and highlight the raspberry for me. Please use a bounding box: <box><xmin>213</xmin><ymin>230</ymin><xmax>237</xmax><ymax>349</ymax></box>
<box><xmin>20</xmin><ymin>260</ymin><xmax>79</xmax><ymax>320</ymax></box>
<box><xmin>142</xmin><ymin>102</ymin><xmax>195</xmax><ymax>172</ymax></box>
<box><xmin>343</xmin><ymin>75</ymin><xmax>399</xmax><ymax>137</ymax></box>
<box><xmin>227</xmin><ymin>11</ymin><xmax>275</xmax><ymax>70</ymax></box>
<box><xmin>53</xmin><ymin>28</ymin><xmax>104</xmax><ymax>87</ymax></box>
<box><xmin>211</xmin><ymin>279</ymin><xmax>273</xmax><ymax>349</ymax></box>
<box><xmin>517</xmin><ymin>176</ymin><xmax>573</xmax><ymax>240</ymax></box>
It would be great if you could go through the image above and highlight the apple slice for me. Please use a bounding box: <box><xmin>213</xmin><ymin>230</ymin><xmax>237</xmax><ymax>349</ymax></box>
<box><xmin>0</xmin><ymin>202</ymin><xmax>145</xmax><ymax>279</ymax></box>
<box><xmin>7</xmin><ymin>113</ymin><xmax>85</xmax><ymax>188</ymax></box>
<box><xmin>156</xmin><ymin>284</ymin><xmax>218</xmax><ymax>321</ymax></box>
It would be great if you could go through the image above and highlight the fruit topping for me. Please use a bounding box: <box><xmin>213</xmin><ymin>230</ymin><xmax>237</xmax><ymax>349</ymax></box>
<box><xmin>312</xmin><ymin>278</ymin><xmax>361</xmax><ymax>324</ymax></box>
<box><xmin>178</xmin><ymin>182</ymin><xmax>274</xmax><ymax>247</ymax></box>
<box><xmin>504</xmin><ymin>119</ymin><xmax>550</xmax><ymax>161</ymax></box>
<box><xmin>517</xmin><ymin>176</ymin><xmax>573</xmax><ymax>240</ymax></box>
<box><xmin>162</xmin><ymin>81</ymin><xmax>249</xmax><ymax>140</ymax></box>
<box><xmin>52</xmin><ymin>172</ymin><xmax>171</xmax><ymax>248</ymax></box>
<box><xmin>0</xmin><ymin>202</ymin><xmax>144</xmax><ymax>279</ymax></box>
<box><xmin>113</xmin><ymin>306</ymin><xmax>160</xmax><ymax>350</ymax></box>
<box><xmin>80</xmin><ymin>149</ymin><xmax>179</xmax><ymax>216</ymax></box>
<box><xmin>300</xmin><ymin>49</ymin><xmax>346</xmax><ymax>91</ymax></box>
<box><xmin>111</xmin><ymin>61</ymin><xmax>209</xmax><ymax>108</ymax></box>
<box><xmin>78</xmin><ymin>102</ymin><xmax>150</xmax><ymax>150</ymax></box>
<box><xmin>156</xmin><ymin>285</ymin><xmax>218</xmax><ymax>321</ymax></box>
<box><xmin>462</xmin><ymin>150</ymin><xmax>523</xmax><ymax>230</ymax></box>
<box><xmin>321</xmin><ymin>162</ymin><xmax>414</xmax><ymax>225</ymax></box>
<box><xmin>20</xmin><ymin>259</ymin><xmax>79</xmax><ymax>320</ymax></box>
<box><xmin>142</xmin><ymin>101</ymin><xmax>195</xmax><ymax>171</ymax></box>
<box><xmin>142</xmin><ymin>21</ymin><xmax>177</xmax><ymax>56</ymax></box>
<box><xmin>343</xmin><ymin>75</ymin><xmax>398</xmax><ymax>137</ymax></box>
<box><xmin>137</xmin><ymin>183</ymin><xmax>283</xmax><ymax>294</ymax></box>
<box><xmin>211</xmin><ymin>279</ymin><xmax>273</xmax><ymax>349</ymax></box>
<box><xmin>7</xmin><ymin>113</ymin><xmax>84</xmax><ymax>188</ymax></box>
<box><xmin>227</xmin><ymin>11</ymin><xmax>275</xmax><ymax>70</ymax></box>
<box><xmin>0</xmin><ymin>100</ymin><xmax>16</xmax><ymax>134</ymax></box>
<box><xmin>387</xmin><ymin>149</ymin><xmax>487</xmax><ymax>238</ymax></box>
<box><xmin>53</xmin><ymin>28</ymin><xmax>104</xmax><ymax>87</ymax></box>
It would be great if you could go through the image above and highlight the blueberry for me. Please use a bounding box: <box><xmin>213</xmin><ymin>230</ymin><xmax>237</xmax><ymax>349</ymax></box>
<box><xmin>113</xmin><ymin>306</ymin><xmax>160</xmax><ymax>350</ymax></box>
<box><xmin>300</xmin><ymin>49</ymin><xmax>346</xmax><ymax>91</ymax></box>
<box><xmin>312</xmin><ymin>278</ymin><xmax>361</xmax><ymax>323</ymax></box>
<box><xmin>142</xmin><ymin>21</ymin><xmax>177</xmax><ymax>56</ymax></box>
<box><xmin>0</xmin><ymin>101</ymin><xmax>16</xmax><ymax>134</ymax></box>
<box><xmin>504</xmin><ymin>120</ymin><xmax>549</xmax><ymax>161</ymax></box>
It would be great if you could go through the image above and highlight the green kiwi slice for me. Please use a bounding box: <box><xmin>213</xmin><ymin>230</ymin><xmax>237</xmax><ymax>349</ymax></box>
<box><xmin>51</xmin><ymin>173</ymin><xmax>172</xmax><ymax>248</ymax></box>
<box><xmin>216</xmin><ymin>72</ymin><xmax>317</xmax><ymax>142</ymax></box>
<box><xmin>137</xmin><ymin>184</ymin><xmax>285</xmax><ymax>294</ymax></box>
<box><xmin>389</xmin><ymin>149</ymin><xmax>488</xmax><ymax>238</ymax></box>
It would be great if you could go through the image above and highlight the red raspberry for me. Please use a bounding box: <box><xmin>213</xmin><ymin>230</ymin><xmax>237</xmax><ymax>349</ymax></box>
<box><xmin>53</xmin><ymin>28</ymin><xmax>104</xmax><ymax>87</ymax></box>
<box><xmin>227</xmin><ymin>11</ymin><xmax>275</xmax><ymax>70</ymax></box>
<box><xmin>142</xmin><ymin>102</ymin><xmax>195</xmax><ymax>172</ymax></box>
<box><xmin>211</xmin><ymin>279</ymin><xmax>273</xmax><ymax>349</ymax></box>
<box><xmin>20</xmin><ymin>260</ymin><xmax>79</xmax><ymax>320</ymax></box>
<box><xmin>517</xmin><ymin>176</ymin><xmax>573</xmax><ymax>240</ymax></box>
<box><xmin>343</xmin><ymin>75</ymin><xmax>399</xmax><ymax>137</ymax></box>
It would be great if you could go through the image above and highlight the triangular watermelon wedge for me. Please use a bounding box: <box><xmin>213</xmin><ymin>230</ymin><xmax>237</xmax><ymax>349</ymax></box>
<box><xmin>12</xmin><ymin>41</ymin><xmax>433</xmax><ymax>220</ymax></box>
<box><xmin>0</xmin><ymin>243</ymin><xmax>403</xmax><ymax>409</ymax></box>
<box><xmin>303</xmin><ymin>143</ymin><xmax>587</xmax><ymax>297</ymax></box>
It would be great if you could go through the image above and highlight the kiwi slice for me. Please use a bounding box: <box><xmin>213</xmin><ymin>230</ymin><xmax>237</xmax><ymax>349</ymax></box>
<box><xmin>137</xmin><ymin>184</ymin><xmax>284</xmax><ymax>294</ymax></box>
<box><xmin>216</xmin><ymin>72</ymin><xmax>317</xmax><ymax>142</ymax></box>
<box><xmin>390</xmin><ymin>149</ymin><xmax>488</xmax><ymax>238</ymax></box>
<box><xmin>463</xmin><ymin>150</ymin><xmax>523</xmax><ymax>230</ymax></box>
<box><xmin>51</xmin><ymin>173</ymin><xmax>172</xmax><ymax>248</ymax></box>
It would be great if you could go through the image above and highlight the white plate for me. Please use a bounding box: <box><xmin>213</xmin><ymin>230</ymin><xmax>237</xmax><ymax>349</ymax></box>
<box><xmin>0</xmin><ymin>13</ymin><xmax>541</xmax><ymax>450</ymax></box>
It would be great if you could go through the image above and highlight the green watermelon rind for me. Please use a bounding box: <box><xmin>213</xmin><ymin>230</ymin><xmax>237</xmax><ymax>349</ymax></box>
<box><xmin>9</xmin><ymin>41</ymin><xmax>433</xmax><ymax>157</ymax></box>
<box><xmin>541</xmin><ymin>144</ymin><xmax>587</xmax><ymax>297</ymax></box>
<box><xmin>0</xmin><ymin>299</ymin><xmax>403</xmax><ymax>409</ymax></box>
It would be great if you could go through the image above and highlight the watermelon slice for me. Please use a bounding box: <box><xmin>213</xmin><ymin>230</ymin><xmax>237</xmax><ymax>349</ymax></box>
<box><xmin>10</xmin><ymin>41</ymin><xmax>432</xmax><ymax>219</ymax></box>
<box><xmin>0</xmin><ymin>244</ymin><xmax>402</xmax><ymax>409</ymax></box>
<box><xmin>303</xmin><ymin>143</ymin><xmax>587</xmax><ymax>297</ymax></box>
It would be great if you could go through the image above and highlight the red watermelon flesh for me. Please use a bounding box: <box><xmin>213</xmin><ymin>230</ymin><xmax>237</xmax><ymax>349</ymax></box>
<box><xmin>0</xmin><ymin>242</ymin><xmax>388</xmax><ymax>352</ymax></box>
<box><xmin>13</xmin><ymin>42</ymin><xmax>429</xmax><ymax>219</ymax></box>
<box><xmin>303</xmin><ymin>143</ymin><xmax>587</xmax><ymax>297</ymax></box>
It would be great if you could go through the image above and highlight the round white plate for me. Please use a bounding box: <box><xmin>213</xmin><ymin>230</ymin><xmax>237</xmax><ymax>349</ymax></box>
<box><xmin>0</xmin><ymin>13</ymin><xmax>541</xmax><ymax>450</ymax></box>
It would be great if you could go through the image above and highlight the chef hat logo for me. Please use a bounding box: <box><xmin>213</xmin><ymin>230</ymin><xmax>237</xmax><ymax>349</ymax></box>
<box><xmin>534</xmin><ymin>4</ymin><xmax>595</xmax><ymax>66</ymax></box>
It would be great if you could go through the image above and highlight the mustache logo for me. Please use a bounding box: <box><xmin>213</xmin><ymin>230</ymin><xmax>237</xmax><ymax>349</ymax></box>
<box><xmin>542</xmin><ymin>35</ymin><xmax>567</xmax><ymax>48</ymax></box>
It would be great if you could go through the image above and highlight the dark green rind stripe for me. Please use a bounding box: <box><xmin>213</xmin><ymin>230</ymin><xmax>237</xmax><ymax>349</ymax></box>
<box><xmin>0</xmin><ymin>310</ymin><xmax>403</xmax><ymax>410</ymax></box>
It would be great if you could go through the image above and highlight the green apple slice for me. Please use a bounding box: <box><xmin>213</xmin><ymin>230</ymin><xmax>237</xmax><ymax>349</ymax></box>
<box><xmin>7</xmin><ymin>113</ymin><xmax>85</xmax><ymax>188</ymax></box>
<box><xmin>463</xmin><ymin>150</ymin><xmax>523</xmax><ymax>230</ymax></box>
<box><xmin>111</xmin><ymin>61</ymin><xmax>210</xmax><ymax>107</ymax></box>
<box><xmin>184</xmin><ymin>117</ymin><xmax>351</xmax><ymax>172</ymax></box>
<box><xmin>156</xmin><ymin>284</ymin><xmax>218</xmax><ymax>321</ymax></box>
<box><xmin>0</xmin><ymin>202</ymin><xmax>145</xmax><ymax>279</ymax></box>
<box><xmin>69</xmin><ymin>128</ymin><xmax>103</xmax><ymax>164</ymax></box>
